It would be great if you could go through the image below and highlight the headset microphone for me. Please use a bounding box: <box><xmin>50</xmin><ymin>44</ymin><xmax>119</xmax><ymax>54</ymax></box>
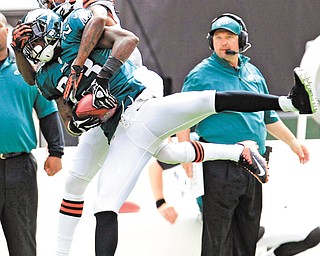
<box><xmin>226</xmin><ymin>43</ymin><xmax>252</xmax><ymax>55</ymax></box>
<box><xmin>226</xmin><ymin>49</ymin><xmax>239</xmax><ymax>55</ymax></box>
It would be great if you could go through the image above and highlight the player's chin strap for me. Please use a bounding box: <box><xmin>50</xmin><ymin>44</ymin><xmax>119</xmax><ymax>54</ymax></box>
<box><xmin>37</xmin><ymin>43</ymin><xmax>57</xmax><ymax>62</ymax></box>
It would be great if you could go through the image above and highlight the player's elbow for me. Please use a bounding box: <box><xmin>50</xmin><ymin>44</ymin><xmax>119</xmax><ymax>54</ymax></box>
<box><xmin>126</xmin><ymin>31</ymin><xmax>139</xmax><ymax>48</ymax></box>
<box><xmin>20</xmin><ymin>72</ymin><xmax>36</xmax><ymax>86</ymax></box>
<box><xmin>92</xmin><ymin>15</ymin><xmax>107</xmax><ymax>27</ymax></box>
<box><xmin>133</xmin><ymin>33</ymin><xmax>139</xmax><ymax>46</ymax></box>
<box><xmin>24</xmin><ymin>77</ymin><xmax>36</xmax><ymax>86</ymax></box>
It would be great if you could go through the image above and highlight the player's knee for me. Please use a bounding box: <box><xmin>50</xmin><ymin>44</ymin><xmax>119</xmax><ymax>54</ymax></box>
<box><xmin>65</xmin><ymin>173</ymin><xmax>90</xmax><ymax>195</ymax></box>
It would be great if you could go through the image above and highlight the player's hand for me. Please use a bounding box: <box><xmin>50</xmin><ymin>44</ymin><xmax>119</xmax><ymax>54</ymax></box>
<box><xmin>63</xmin><ymin>65</ymin><xmax>84</xmax><ymax>103</ymax></box>
<box><xmin>158</xmin><ymin>203</ymin><xmax>178</xmax><ymax>224</ymax></box>
<box><xmin>11</xmin><ymin>21</ymin><xmax>32</xmax><ymax>52</ymax></box>
<box><xmin>44</xmin><ymin>156</ymin><xmax>62</xmax><ymax>176</ymax></box>
<box><xmin>91</xmin><ymin>79</ymin><xmax>118</xmax><ymax>109</ymax></box>
<box><xmin>182</xmin><ymin>162</ymin><xmax>193</xmax><ymax>178</ymax></box>
<box><xmin>67</xmin><ymin>106</ymin><xmax>102</xmax><ymax>136</ymax></box>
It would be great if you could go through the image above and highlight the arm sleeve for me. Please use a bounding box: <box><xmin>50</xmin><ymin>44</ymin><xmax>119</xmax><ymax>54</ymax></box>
<box><xmin>39</xmin><ymin>112</ymin><xmax>65</xmax><ymax>158</ymax></box>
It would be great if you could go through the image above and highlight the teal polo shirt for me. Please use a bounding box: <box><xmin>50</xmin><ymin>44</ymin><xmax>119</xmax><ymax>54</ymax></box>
<box><xmin>0</xmin><ymin>49</ymin><xmax>58</xmax><ymax>154</ymax></box>
<box><xmin>182</xmin><ymin>53</ymin><xmax>279</xmax><ymax>154</ymax></box>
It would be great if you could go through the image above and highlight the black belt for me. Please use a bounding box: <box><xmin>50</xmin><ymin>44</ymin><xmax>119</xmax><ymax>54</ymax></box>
<box><xmin>0</xmin><ymin>152</ymin><xmax>25</xmax><ymax>160</ymax></box>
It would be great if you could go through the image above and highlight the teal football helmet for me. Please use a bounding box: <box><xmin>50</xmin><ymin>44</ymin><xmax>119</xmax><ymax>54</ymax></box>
<box><xmin>22</xmin><ymin>8</ymin><xmax>62</xmax><ymax>63</ymax></box>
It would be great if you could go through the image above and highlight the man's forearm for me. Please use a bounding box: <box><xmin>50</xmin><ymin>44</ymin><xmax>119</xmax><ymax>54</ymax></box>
<box><xmin>73</xmin><ymin>15</ymin><xmax>105</xmax><ymax>67</ymax></box>
<box><xmin>39</xmin><ymin>112</ymin><xmax>65</xmax><ymax>158</ymax></box>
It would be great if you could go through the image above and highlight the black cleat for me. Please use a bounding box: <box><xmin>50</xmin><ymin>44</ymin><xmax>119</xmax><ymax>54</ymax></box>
<box><xmin>288</xmin><ymin>67</ymin><xmax>318</xmax><ymax>114</ymax></box>
<box><xmin>238</xmin><ymin>146</ymin><xmax>268</xmax><ymax>184</ymax></box>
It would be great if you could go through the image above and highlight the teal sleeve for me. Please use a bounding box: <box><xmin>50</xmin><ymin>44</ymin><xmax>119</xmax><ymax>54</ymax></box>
<box><xmin>34</xmin><ymin>91</ymin><xmax>58</xmax><ymax>119</ymax></box>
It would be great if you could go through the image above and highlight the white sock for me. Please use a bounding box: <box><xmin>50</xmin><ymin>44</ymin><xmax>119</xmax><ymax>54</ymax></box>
<box><xmin>155</xmin><ymin>141</ymin><xmax>243</xmax><ymax>163</ymax></box>
<box><xmin>55</xmin><ymin>234</ymin><xmax>73</xmax><ymax>255</ymax></box>
<box><xmin>201</xmin><ymin>142</ymin><xmax>243</xmax><ymax>162</ymax></box>
<box><xmin>55</xmin><ymin>214</ymin><xmax>81</xmax><ymax>255</ymax></box>
<box><xmin>278</xmin><ymin>96</ymin><xmax>298</xmax><ymax>112</ymax></box>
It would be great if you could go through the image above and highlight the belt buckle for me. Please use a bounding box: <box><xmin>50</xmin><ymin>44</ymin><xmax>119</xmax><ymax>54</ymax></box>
<box><xmin>0</xmin><ymin>154</ymin><xmax>6</xmax><ymax>160</ymax></box>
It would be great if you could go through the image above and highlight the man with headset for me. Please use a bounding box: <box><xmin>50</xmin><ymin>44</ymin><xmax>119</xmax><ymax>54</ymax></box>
<box><xmin>177</xmin><ymin>13</ymin><xmax>311</xmax><ymax>255</ymax></box>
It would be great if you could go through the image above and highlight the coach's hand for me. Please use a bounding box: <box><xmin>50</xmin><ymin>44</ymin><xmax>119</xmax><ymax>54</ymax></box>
<box><xmin>44</xmin><ymin>156</ymin><xmax>62</xmax><ymax>176</ymax></box>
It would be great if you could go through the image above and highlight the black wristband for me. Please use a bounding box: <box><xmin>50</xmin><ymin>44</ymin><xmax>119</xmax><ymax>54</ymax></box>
<box><xmin>156</xmin><ymin>198</ymin><xmax>166</xmax><ymax>209</ymax></box>
<box><xmin>98</xmin><ymin>55</ymin><xmax>123</xmax><ymax>80</ymax></box>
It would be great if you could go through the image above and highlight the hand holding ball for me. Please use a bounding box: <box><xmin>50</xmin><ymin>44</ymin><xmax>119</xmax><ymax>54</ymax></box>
<box><xmin>76</xmin><ymin>94</ymin><xmax>117</xmax><ymax>122</ymax></box>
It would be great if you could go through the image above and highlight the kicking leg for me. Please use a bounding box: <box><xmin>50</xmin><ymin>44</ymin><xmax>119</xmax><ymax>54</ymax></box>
<box><xmin>134</xmin><ymin>82</ymin><xmax>316</xmax><ymax>145</ymax></box>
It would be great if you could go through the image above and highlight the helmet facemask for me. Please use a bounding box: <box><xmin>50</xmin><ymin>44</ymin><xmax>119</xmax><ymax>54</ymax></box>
<box><xmin>22</xmin><ymin>9</ymin><xmax>62</xmax><ymax>63</ymax></box>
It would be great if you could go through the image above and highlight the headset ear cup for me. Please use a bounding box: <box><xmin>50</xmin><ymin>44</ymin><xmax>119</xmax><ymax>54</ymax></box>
<box><xmin>207</xmin><ymin>33</ymin><xmax>214</xmax><ymax>51</ymax></box>
<box><xmin>239</xmin><ymin>30</ymin><xmax>248</xmax><ymax>51</ymax></box>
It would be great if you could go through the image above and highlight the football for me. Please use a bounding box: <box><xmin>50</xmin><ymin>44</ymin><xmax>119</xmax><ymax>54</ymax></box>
<box><xmin>76</xmin><ymin>94</ymin><xmax>117</xmax><ymax>121</ymax></box>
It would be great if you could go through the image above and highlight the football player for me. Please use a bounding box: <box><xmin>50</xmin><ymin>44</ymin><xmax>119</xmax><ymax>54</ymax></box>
<box><xmin>13</xmin><ymin>8</ymin><xmax>317</xmax><ymax>256</ymax></box>
<box><xmin>36</xmin><ymin>0</ymin><xmax>144</xmax><ymax>108</ymax></box>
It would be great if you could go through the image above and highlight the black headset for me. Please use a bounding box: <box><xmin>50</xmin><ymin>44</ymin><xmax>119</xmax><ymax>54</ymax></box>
<box><xmin>206</xmin><ymin>13</ymin><xmax>250</xmax><ymax>52</ymax></box>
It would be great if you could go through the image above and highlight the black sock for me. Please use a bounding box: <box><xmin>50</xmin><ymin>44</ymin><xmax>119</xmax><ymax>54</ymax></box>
<box><xmin>95</xmin><ymin>211</ymin><xmax>118</xmax><ymax>256</ymax></box>
<box><xmin>215</xmin><ymin>91</ymin><xmax>280</xmax><ymax>112</ymax></box>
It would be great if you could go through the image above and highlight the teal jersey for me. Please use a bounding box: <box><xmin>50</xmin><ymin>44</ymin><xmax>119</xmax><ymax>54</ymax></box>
<box><xmin>0</xmin><ymin>50</ymin><xmax>58</xmax><ymax>153</ymax></box>
<box><xmin>35</xmin><ymin>8</ymin><xmax>145</xmax><ymax>141</ymax></box>
<box><xmin>182</xmin><ymin>53</ymin><xmax>279</xmax><ymax>154</ymax></box>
